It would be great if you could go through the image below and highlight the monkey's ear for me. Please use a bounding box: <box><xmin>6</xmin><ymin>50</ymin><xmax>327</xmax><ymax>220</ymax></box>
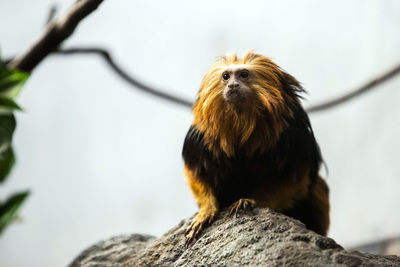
<box><xmin>279</xmin><ymin>71</ymin><xmax>306</xmax><ymax>99</ymax></box>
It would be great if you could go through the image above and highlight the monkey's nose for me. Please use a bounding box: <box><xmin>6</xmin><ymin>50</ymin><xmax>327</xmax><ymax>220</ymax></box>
<box><xmin>228</xmin><ymin>83</ymin><xmax>239</xmax><ymax>89</ymax></box>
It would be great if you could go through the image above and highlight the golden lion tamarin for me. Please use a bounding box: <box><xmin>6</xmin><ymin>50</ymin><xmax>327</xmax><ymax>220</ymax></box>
<box><xmin>182</xmin><ymin>51</ymin><xmax>329</xmax><ymax>246</ymax></box>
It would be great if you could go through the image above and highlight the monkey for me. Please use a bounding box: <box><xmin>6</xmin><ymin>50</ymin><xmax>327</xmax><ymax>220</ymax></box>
<box><xmin>182</xmin><ymin>51</ymin><xmax>329</xmax><ymax>246</ymax></box>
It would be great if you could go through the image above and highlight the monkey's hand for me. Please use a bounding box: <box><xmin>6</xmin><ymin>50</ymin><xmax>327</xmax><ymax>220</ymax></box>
<box><xmin>229</xmin><ymin>198</ymin><xmax>256</xmax><ymax>217</ymax></box>
<box><xmin>185</xmin><ymin>207</ymin><xmax>217</xmax><ymax>248</ymax></box>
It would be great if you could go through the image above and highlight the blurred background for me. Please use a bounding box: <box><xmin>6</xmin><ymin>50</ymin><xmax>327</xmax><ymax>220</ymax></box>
<box><xmin>1</xmin><ymin>0</ymin><xmax>400</xmax><ymax>266</ymax></box>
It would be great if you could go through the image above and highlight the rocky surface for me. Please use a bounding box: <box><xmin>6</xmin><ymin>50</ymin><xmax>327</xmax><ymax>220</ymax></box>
<box><xmin>352</xmin><ymin>237</ymin><xmax>400</xmax><ymax>256</ymax></box>
<box><xmin>69</xmin><ymin>208</ymin><xmax>400</xmax><ymax>266</ymax></box>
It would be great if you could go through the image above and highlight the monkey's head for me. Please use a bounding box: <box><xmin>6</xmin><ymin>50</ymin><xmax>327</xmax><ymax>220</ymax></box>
<box><xmin>193</xmin><ymin>51</ymin><xmax>305</xmax><ymax>156</ymax></box>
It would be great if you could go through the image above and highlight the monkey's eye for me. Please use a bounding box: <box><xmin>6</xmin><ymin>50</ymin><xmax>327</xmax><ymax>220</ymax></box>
<box><xmin>222</xmin><ymin>72</ymin><xmax>230</xmax><ymax>81</ymax></box>
<box><xmin>240</xmin><ymin>70</ymin><xmax>249</xmax><ymax>79</ymax></box>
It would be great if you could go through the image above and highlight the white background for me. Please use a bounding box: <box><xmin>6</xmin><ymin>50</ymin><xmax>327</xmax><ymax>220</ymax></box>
<box><xmin>1</xmin><ymin>0</ymin><xmax>400</xmax><ymax>266</ymax></box>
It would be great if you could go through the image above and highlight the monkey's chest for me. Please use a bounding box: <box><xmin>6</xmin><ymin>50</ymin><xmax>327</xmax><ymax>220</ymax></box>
<box><xmin>199</xmin><ymin>157</ymin><xmax>282</xmax><ymax>208</ymax></box>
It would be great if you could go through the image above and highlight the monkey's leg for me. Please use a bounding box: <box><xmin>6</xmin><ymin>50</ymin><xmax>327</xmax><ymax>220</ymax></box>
<box><xmin>229</xmin><ymin>198</ymin><xmax>256</xmax><ymax>217</ymax></box>
<box><xmin>283</xmin><ymin>176</ymin><xmax>330</xmax><ymax>236</ymax></box>
<box><xmin>184</xmin><ymin>166</ymin><xmax>218</xmax><ymax>247</ymax></box>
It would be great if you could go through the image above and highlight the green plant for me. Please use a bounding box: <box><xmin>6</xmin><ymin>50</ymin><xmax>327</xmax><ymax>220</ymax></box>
<box><xmin>0</xmin><ymin>55</ymin><xmax>30</xmax><ymax>235</ymax></box>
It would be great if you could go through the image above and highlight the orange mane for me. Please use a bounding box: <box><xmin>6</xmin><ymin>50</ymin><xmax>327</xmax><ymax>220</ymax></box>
<box><xmin>192</xmin><ymin>51</ymin><xmax>296</xmax><ymax>156</ymax></box>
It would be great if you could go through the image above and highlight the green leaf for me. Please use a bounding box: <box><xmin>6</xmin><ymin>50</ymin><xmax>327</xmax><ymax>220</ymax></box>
<box><xmin>0</xmin><ymin>74</ymin><xmax>26</xmax><ymax>92</ymax></box>
<box><xmin>0</xmin><ymin>54</ymin><xmax>30</xmax><ymax>235</ymax></box>
<box><xmin>0</xmin><ymin>114</ymin><xmax>16</xmax><ymax>144</ymax></box>
<box><xmin>0</xmin><ymin>69</ymin><xmax>29</xmax><ymax>99</ymax></box>
<box><xmin>0</xmin><ymin>191</ymin><xmax>29</xmax><ymax>234</ymax></box>
<box><xmin>0</xmin><ymin>114</ymin><xmax>16</xmax><ymax>183</ymax></box>
<box><xmin>0</xmin><ymin>97</ymin><xmax>23</xmax><ymax>114</ymax></box>
<box><xmin>0</xmin><ymin>146</ymin><xmax>15</xmax><ymax>183</ymax></box>
<box><xmin>0</xmin><ymin>53</ymin><xmax>30</xmax><ymax>99</ymax></box>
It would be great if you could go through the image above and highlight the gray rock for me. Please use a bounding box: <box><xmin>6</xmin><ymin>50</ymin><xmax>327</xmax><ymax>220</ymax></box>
<box><xmin>352</xmin><ymin>237</ymin><xmax>400</xmax><ymax>256</ymax></box>
<box><xmin>69</xmin><ymin>208</ymin><xmax>400</xmax><ymax>266</ymax></box>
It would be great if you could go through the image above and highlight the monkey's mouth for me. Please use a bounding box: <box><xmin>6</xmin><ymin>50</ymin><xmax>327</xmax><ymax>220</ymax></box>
<box><xmin>223</xmin><ymin>88</ymin><xmax>247</xmax><ymax>104</ymax></box>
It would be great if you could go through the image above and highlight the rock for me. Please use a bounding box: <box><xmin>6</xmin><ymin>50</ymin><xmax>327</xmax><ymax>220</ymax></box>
<box><xmin>352</xmin><ymin>237</ymin><xmax>400</xmax><ymax>256</ymax></box>
<box><xmin>69</xmin><ymin>208</ymin><xmax>400</xmax><ymax>266</ymax></box>
<box><xmin>70</xmin><ymin>234</ymin><xmax>155</xmax><ymax>267</ymax></box>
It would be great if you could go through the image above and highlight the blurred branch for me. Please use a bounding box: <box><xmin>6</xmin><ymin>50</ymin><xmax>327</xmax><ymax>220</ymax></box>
<box><xmin>54</xmin><ymin>48</ymin><xmax>194</xmax><ymax>107</ymax></box>
<box><xmin>7</xmin><ymin>0</ymin><xmax>104</xmax><ymax>72</ymax></box>
<box><xmin>45</xmin><ymin>5</ymin><xmax>58</xmax><ymax>25</ymax></box>
<box><xmin>306</xmin><ymin>63</ymin><xmax>400</xmax><ymax>113</ymax></box>
<box><xmin>55</xmin><ymin>47</ymin><xmax>400</xmax><ymax>111</ymax></box>
<box><xmin>4</xmin><ymin>0</ymin><xmax>399</xmax><ymax>111</ymax></box>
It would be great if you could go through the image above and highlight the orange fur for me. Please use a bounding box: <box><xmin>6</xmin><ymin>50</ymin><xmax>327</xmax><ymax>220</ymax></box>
<box><xmin>253</xmin><ymin>169</ymin><xmax>310</xmax><ymax>211</ymax></box>
<box><xmin>193</xmin><ymin>51</ymin><xmax>293</xmax><ymax>156</ymax></box>
<box><xmin>283</xmin><ymin>176</ymin><xmax>330</xmax><ymax>236</ymax></box>
<box><xmin>184</xmin><ymin>165</ymin><xmax>218</xmax><ymax>242</ymax></box>
<box><xmin>307</xmin><ymin>177</ymin><xmax>330</xmax><ymax>235</ymax></box>
<box><xmin>185</xmin><ymin>165</ymin><xmax>218</xmax><ymax>214</ymax></box>
<box><xmin>184</xmin><ymin>51</ymin><xmax>329</xmax><ymax>243</ymax></box>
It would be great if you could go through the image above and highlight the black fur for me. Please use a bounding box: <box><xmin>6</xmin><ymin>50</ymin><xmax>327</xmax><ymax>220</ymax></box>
<box><xmin>182</xmin><ymin>103</ymin><xmax>322</xmax><ymax>208</ymax></box>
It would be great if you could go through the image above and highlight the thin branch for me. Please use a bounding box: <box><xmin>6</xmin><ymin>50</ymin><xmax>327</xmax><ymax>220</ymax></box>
<box><xmin>2</xmin><ymin>57</ymin><xmax>14</xmax><ymax>65</ymax></box>
<box><xmin>7</xmin><ymin>0</ymin><xmax>104</xmax><ymax>72</ymax></box>
<box><xmin>55</xmin><ymin>47</ymin><xmax>400</xmax><ymax>111</ymax></box>
<box><xmin>3</xmin><ymin>0</ymin><xmax>400</xmax><ymax>112</ymax></box>
<box><xmin>54</xmin><ymin>48</ymin><xmax>194</xmax><ymax>108</ymax></box>
<box><xmin>5</xmin><ymin>0</ymin><xmax>399</xmax><ymax>112</ymax></box>
<box><xmin>306</xmin><ymin>63</ymin><xmax>400</xmax><ymax>113</ymax></box>
<box><xmin>45</xmin><ymin>5</ymin><xmax>58</xmax><ymax>25</ymax></box>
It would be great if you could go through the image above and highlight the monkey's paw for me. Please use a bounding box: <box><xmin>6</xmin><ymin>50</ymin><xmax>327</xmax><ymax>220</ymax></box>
<box><xmin>185</xmin><ymin>212</ymin><xmax>215</xmax><ymax>248</ymax></box>
<box><xmin>229</xmin><ymin>198</ymin><xmax>256</xmax><ymax>217</ymax></box>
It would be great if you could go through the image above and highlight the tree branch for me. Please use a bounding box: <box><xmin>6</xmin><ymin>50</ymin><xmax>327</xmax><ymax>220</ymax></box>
<box><xmin>5</xmin><ymin>0</ymin><xmax>399</xmax><ymax>111</ymax></box>
<box><xmin>7</xmin><ymin>0</ymin><xmax>104</xmax><ymax>72</ymax></box>
<box><xmin>45</xmin><ymin>5</ymin><xmax>58</xmax><ymax>25</ymax></box>
<box><xmin>54</xmin><ymin>47</ymin><xmax>400</xmax><ymax>112</ymax></box>
<box><xmin>306</xmin><ymin>63</ymin><xmax>400</xmax><ymax>113</ymax></box>
<box><xmin>54</xmin><ymin>48</ymin><xmax>194</xmax><ymax>107</ymax></box>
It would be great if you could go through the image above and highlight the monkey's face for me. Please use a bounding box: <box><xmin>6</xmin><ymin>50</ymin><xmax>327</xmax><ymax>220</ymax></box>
<box><xmin>221</xmin><ymin>66</ymin><xmax>252</xmax><ymax>106</ymax></box>
<box><xmin>195</xmin><ymin>52</ymin><xmax>289</xmax><ymax>115</ymax></box>
<box><xmin>192</xmin><ymin>51</ymin><xmax>302</xmax><ymax>156</ymax></box>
